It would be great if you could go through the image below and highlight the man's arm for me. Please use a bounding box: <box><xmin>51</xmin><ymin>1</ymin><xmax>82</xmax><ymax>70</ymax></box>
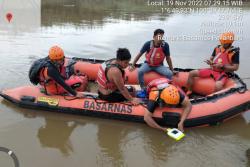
<box><xmin>131</xmin><ymin>41</ymin><xmax>150</xmax><ymax>68</ymax></box>
<box><xmin>144</xmin><ymin>108</ymin><xmax>166</xmax><ymax>131</ymax></box>
<box><xmin>212</xmin><ymin>52</ymin><xmax>239</xmax><ymax>72</ymax></box>
<box><xmin>166</xmin><ymin>56</ymin><xmax>174</xmax><ymax>71</ymax></box>
<box><xmin>47</xmin><ymin>65</ymin><xmax>77</xmax><ymax>96</ymax></box>
<box><xmin>131</xmin><ymin>53</ymin><xmax>143</xmax><ymax>67</ymax></box>
<box><xmin>224</xmin><ymin>52</ymin><xmax>239</xmax><ymax>72</ymax></box>
<box><xmin>223</xmin><ymin>64</ymin><xmax>239</xmax><ymax>72</ymax></box>
<box><xmin>163</xmin><ymin>43</ymin><xmax>173</xmax><ymax>71</ymax></box>
<box><xmin>205</xmin><ymin>48</ymin><xmax>216</xmax><ymax>65</ymax></box>
<box><xmin>144</xmin><ymin>100</ymin><xmax>166</xmax><ymax>131</ymax></box>
<box><xmin>178</xmin><ymin>96</ymin><xmax>192</xmax><ymax>132</ymax></box>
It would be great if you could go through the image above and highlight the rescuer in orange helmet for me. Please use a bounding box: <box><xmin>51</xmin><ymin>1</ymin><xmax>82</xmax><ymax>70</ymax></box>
<box><xmin>144</xmin><ymin>78</ymin><xmax>192</xmax><ymax>132</ymax></box>
<box><xmin>186</xmin><ymin>32</ymin><xmax>240</xmax><ymax>96</ymax></box>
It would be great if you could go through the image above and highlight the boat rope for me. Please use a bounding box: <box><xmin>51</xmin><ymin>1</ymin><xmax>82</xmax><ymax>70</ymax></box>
<box><xmin>191</xmin><ymin>73</ymin><xmax>248</xmax><ymax>104</ymax></box>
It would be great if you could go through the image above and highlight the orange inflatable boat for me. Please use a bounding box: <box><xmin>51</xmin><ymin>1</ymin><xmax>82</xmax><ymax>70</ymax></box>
<box><xmin>1</xmin><ymin>58</ymin><xmax>250</xmax><ymax>128</ymax></box>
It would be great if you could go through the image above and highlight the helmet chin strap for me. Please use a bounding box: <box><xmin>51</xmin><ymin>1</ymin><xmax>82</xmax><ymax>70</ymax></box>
<box><xmin>51</xmin><ymin>60</ymin><xmax>62</xmax><ymax>68</ymax></box>
<box><xmin>224</xmin><ymin>44</ymin><xmax>232</xmax><ymax>49</ymax></box>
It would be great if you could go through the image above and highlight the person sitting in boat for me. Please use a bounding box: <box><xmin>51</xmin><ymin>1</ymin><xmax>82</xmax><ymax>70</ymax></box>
<box><xmin>96</xmin><ymin>48</ymin><xmax>141</xmax><ymax>105</ymax></box>
<box><xmin>129</xmin><ymin>29</ymin><xmax>174</xmax><ymax>95</ymax></box>
<box><xmin>144</xmin><ymin>78</ymin><xmax>192</xmax><ymax>132</ymax></box>
<box><xmin>38</xmin><ymin>46</ymin><xmax>86</xmax><ymax>97</ymax></box>
<box><xmin>186</xmin><ymin>32</ymin><xmax>240</xmax><ymax>95</ymax></box>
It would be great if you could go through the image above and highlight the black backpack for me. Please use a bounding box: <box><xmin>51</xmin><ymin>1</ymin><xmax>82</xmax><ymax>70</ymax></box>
<box><xmin>29</xmin><ymin>57</ymin><xmax>49</xmax><ymax>85</ymax></box>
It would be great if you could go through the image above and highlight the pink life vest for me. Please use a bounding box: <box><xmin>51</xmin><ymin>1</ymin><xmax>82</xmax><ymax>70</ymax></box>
<box><xmin>145</xmin><ymin>41</ymin><xmax>166</xmax><ymax>66</ymax></box>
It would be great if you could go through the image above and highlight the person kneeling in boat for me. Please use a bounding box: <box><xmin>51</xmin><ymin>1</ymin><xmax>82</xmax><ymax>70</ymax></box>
<box><xmin>96</xmin><ymin>48</ymin><xmax>141</xmax><ymax>105</ymax></box>
<box><xmin>129</xmin><ymin>29</ymin><xmax>174</xmax><ymax>95</ymax></box>
<box><xmin>144</xmin><ymin>78</ymin><xmax>192</xmax><ymax>132</ymax></box>
<box><xmin>38</xmin><ymin>46</ymin><xmax>86</xmax><ymax>97</ymax></box>
<box><xmin>186</xmin><ymin>32</ymin><xmax>240</xmax><ymax>95</ymax></box>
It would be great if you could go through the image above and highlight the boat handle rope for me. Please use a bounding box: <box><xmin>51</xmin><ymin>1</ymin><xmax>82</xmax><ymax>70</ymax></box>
<box><xmin>63</xmin><ymin>94</ymin><xmax>99</xmax><ymax>101</ymax></box>
<box><xmin>235</xmin><ymin>74</ymin><xmax>247</xmax><ymax>94</ymax></box>
<box><xmin>62</xmin><ymin>92</ymin><xmax>147</xmax><ymax>107</ymax></box>
<box><xmin>61</xmin><ymin>68</ymin><xmax>248</xmax><ymax>104</ymax></box>
<box><xmin>237</xmin><ymin>85</ymin><xmax>247</xmax><ymax>94</ymax></box>
<box><xmin>191</xmin><ymin>85</ymin><xmax>247</xmax><ymax>103</ymax></box>
<box><xmin>89</xmin><ymin>97</ymin><xmax>147</xmax><ymax>107</ymax></box>
<box><xmin>63</xmin><ymin>94</ymin><xmax>133</xmax><ymax>106</ymax></box>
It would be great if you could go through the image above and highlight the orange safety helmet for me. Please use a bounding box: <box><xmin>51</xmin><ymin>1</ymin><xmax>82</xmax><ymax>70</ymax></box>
<box><xmin>219</xmin><ymin>32</ymin><xmax>234</xmax><ymax>45</ymax></box>
<box><xmin>160</xmin><ymin>85</ymin><xmax>180</xmax><ymax>105</ymax></box>
<box><xmin>48</xmin><ymin>46</ymin><xmax>65</xmax><ymax>61</ymax></box>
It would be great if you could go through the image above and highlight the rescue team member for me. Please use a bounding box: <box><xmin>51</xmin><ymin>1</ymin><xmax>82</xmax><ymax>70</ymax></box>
<box><xmin>129</xmin><ymin>29</ymin><xmax>174</xmax><ymax>92</ymax></box>
<box><xmin>97</xmin><ymin>48</ymin><xmax>141</xmax><ymax>105</ymax></box>
<box><xmin>186</xmin><ymin>32</ymin><xmax>240</xmax><ymax>95</ymax></box>
<box><xmin>39</xmin><ymin>46</ymin><xmax>85</xmax><ymax>97</ymax></box>
<box><xmin>144</xmin><ymin>78</ymin><xmax>192</xmax><ymax>132</ymax></box>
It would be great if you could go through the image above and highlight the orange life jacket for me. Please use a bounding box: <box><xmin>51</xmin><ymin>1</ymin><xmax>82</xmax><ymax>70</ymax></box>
<box><xmin>145</xmin><ymin>41</ymin><xmax>166</xmax><ymax>66</ymax></box>
<box><xmin>39</xmin><ymin>58</ymin><xmax>88</xmax><ymax>95</ymax></box>
<box><xmin>212</xmin><ymin>45</ymin><xmax>238</xmax><ymax>72</ymax></box>
<box><xmin>39</xmin><ymin>63</ymin><xmax>67</xmax><ymax>94</ymax></box>
<box><xmin>96</xmin><ymin>60</ymin><xmax>125</xmax><ymax>91</ymax></box>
